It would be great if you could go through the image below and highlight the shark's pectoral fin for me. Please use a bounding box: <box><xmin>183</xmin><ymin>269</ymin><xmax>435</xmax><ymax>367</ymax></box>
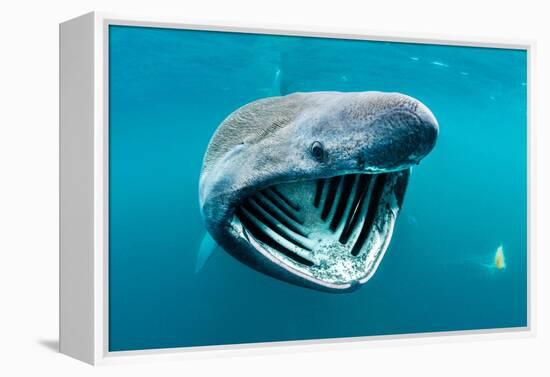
<box><xmin>195</xmin><ymin>232</ymin><xmax>219</xmax><ymax>273</ymax></box>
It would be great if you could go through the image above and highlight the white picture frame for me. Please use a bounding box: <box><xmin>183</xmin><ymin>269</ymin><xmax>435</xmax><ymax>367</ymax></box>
<box><xmin>59</xmin><ymin>11</ymin><xmax>535</xmax><ymax>365</ymax></box>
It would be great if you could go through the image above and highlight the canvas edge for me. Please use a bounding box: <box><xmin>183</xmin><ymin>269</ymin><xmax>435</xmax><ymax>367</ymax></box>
<box><xmin>59</xmin><ymin>10</ymin><xmax>536</xmax><ymax>366</ymax></box>
<box><xmin>59</xmin><ymin>11</ymin><xmax>96</xmax><ymax>365</ymax></box>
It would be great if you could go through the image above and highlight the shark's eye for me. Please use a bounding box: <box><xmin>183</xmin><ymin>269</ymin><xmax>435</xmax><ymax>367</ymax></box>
<box><xmin>310</xmin><ymin>141</ymin><xmax>326</xmax><ymax>162</ymax></box>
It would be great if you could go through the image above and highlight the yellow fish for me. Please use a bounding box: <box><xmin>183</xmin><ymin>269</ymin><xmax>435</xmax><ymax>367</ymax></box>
<box><xmin>494</xmin><ymin>245</ymin><xmax>506</xmax><ymax>270</ymax></box>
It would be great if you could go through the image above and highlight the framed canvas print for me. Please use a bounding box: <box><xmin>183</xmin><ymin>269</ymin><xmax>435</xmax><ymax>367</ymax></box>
<box><xmin>59</xmin><ymin>12</ymin><xmax>532</xmax><ymax>365</ymax></box>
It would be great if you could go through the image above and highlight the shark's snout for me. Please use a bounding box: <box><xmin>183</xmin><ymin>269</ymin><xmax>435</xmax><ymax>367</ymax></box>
<box><xmin>352</xmin><ymin>94</ymin><xmax>439</xmax><ymax>171</ymax></box>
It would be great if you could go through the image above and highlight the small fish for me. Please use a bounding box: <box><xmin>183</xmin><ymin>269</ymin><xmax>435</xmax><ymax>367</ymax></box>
<box><xmin>479</xmin><ymin>244</ymin><xmax>506</xmax><ymax>272</ymax></box>
<box><xmin>494</xmin><ymin>245</ymin><xmax>506</xmax><ymax>270</ymax></box>
<box><xmin>444</xmin><ymin>244</ymin><xmax>507</xmax><ymax>274</ymax></box>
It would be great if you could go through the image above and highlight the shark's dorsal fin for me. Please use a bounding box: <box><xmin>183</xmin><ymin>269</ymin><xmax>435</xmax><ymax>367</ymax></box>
<box><xmin>271</xmin><ymin>67</ymin><xmax>283</xmax><ymax>96</ymax></box>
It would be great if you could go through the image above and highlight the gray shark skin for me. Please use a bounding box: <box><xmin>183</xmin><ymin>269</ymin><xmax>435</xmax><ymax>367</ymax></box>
<box><xmin>199</xmin><ymin>91</ymin><xmax>438</xmax><ymax>293</ymax></box>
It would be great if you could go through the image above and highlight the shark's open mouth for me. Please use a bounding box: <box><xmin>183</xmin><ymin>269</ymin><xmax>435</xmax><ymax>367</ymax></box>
<box><xmin>230</xmin><ymin>170</ymin><xmax>410</xmax><ymax>290</ymax></box>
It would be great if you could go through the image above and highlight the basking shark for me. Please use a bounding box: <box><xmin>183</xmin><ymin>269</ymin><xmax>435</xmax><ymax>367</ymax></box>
<box><xmin>198</xmin><ymin>91</ymin><xmax>438</xmax><ymax>292</ymax></box>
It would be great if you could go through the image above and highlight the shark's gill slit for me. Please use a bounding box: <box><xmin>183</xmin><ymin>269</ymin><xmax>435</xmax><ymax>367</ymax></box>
<box><xmin>261</xmin><ymin>190</ymin><xmax>303</xmax><ymax>224</ymax></box>
<box><xmin>244</xmin><ymin>198</ymin><xmax>311</xmax><ymax>250</ymax></box>
<box><xmin>330</xmin><ymin>174</ymin><xmax>356</xmax><ymax>231</ymax></box>
<box><xmin>235</xmin><ymin>208</ymin><xmax>315</xmax><ymax>267</ymax></box>
<box><xmin>270</xmin><ymin>187</ymin><xmax>300</xmax><ymax>212</ymax></box>
<box><xmin>252</xmin><ymin>195</ymin><xmax>308</xmax><ymax>238</ymax></box>
<box><xmin>350</xmin><ymin>174</ymin><xmax>387</xmax><ymax>256</ymax></box>
<box><xmin>339</xmin><ymin>174</ymin><xmax>372</xmax><ymax>244</ymax></box>
<box><xmin>321</xmin><ymin>176</ymin><xmax>341</xmax><ymax>220</ymax></box>
<box><xmin>313</xmin><ymin>179</ymin><xmax>325</xmax><ymax>208</ymax></box>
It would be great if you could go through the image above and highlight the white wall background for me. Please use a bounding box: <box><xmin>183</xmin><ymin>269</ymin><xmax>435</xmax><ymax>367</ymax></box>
<box><xmin>0</xmin><ymin>0</ymin><xmax>548</xmax><ymax>375</ymax></box>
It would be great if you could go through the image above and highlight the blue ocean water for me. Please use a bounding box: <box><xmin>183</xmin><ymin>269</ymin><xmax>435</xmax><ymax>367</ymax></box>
<box><xmin>108</xmin><ymin>25</ymin><xmax>527</xmax><ymax>351</ymax></box>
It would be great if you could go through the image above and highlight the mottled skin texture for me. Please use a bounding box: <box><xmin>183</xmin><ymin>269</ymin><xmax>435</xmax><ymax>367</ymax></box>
<box><xmin>199</xmin><ymin>91</ymin><xmax>438</xmax><ymax>292</ymax></box>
